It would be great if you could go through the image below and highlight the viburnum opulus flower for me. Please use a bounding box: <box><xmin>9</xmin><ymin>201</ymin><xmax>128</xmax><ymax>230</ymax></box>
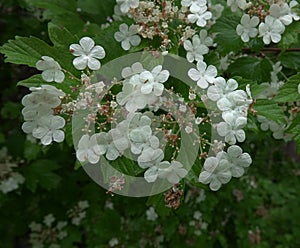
<box><xmin>69</xmin><ymin>37</ymin><xmax>105</xmax><ymax>70</ymax></box>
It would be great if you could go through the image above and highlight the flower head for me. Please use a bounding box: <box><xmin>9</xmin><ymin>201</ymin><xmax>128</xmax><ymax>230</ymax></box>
<box><xmin>70</xmin><ymin>37</ymin><xmax>105</xmax><ymax>70</ymax></box>
<box><xmin>183</xmin><ymin>35</ymin><xmax>209</xmax><ymax>63</ymax></box>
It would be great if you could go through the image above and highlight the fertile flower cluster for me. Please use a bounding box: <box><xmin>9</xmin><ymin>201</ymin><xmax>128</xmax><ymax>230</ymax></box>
<box><xmin>234</xmin><ymin>0</ymin><xmax>300</xmax><ymax>44</ymax></box>
<box><xmin>21</xmin><ymin>85</ymin><xmax>66</xmax><ymax>145</ymax></box>
<box><xmin>199</xmin><ymin>145</ymin><xmax>252</xmax><ymax>190</ymax></box>
<box><xmin>76</xmin><ymin>62</ymin><xmax>189</xmax><ymax>185</ymax></box>
<box><xmin>0</xmin><ymin>147</ymin><xmax>25</xmax><ymax>194</ymax></box>
<box><xmin>29</xmin><ymin>214</ymin><xmax>68</xmax><ymax>248</ymax></box>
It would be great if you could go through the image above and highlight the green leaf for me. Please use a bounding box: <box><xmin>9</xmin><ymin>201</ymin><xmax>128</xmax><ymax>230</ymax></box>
<box><xmin>279</xmin><ymin>52</ymin><xmax>300</xmax><ymax>70</ymax></box>
<box><xmin>210</xmin><ymin>14</ymin><xmax>243</xmax><ymax>55</ymax></box>
<box><xmin>228</xmin><ymin>57</ymin><xmax>272</xmax><ymax>82</ymax></box>
<box><xmin>233</xmin><ymin>76</ymin><xmax>267</xmax><ymax>97</ymax></box>
<box><xmin>22</xmin><ymin>159</ymin><xmax>62</xmax><ymax>192</ymax></box>
<box><xmin>146</xmin><ymin>193</ymin><xmax>171</xmax><ymax>217</ymax></box>
<box><xmin>279</xmin><ymin>21</ymin><xmax>300</xmax><ymax>50</ymax></box>
<box><xmin>274</xmin><ymin>74</ymin><xmax>300</xmax><ymax>103</ymax></box>
<box><xmin>48</xmin><ymin>22</ymin><xmax>78</xmax><ymax>48</ymax></box>
<box><xmin>23</xmin><ymin>140</ymin><xmax>42</xmax><ymax>161</ymax></box>
<box><xmin>140</xmin><ymin>51</ymin><xmax>164</xmax><ymax>70</ymax></box>
<box><xmin>253</xmin><ymin>99</ymin><xmax>286</xmax><ymax>123</ymax></box>
<box><xmin>17</xmin><ymin>74</ymin><xmax>43</xmax><ymax>87</ymax></box>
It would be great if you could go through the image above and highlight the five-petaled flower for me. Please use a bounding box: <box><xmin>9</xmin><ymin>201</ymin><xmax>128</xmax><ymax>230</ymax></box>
<box><xmin>69</xmin><ymin>37</ymin><xmax>105</xmax><ymax>71</ymax></box>
<box><xmin>36</xmin><ymin>56</ymin><xmax>65</xmax><ymax>83</ymax></box>
<box><xmin>114</xmin><ymin>23</ymin><xmax>141</xmax><ymax>51</ymax></box>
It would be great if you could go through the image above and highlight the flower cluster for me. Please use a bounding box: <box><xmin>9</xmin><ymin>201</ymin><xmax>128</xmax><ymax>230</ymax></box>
<box><xmin>21</xmin><ymin>85</ymin><xmax>66</xmax><ymax>145</ymax></box>
<box><xmin>234</xmin><ymin>0</ymin><xmax>300</xmax><ymax>44</ymax></box>
<box><xmin>0</xmin><ymin>147</ymin><xmax>25</xmax><ymax>194</ymax></box>
<box><xmin>67</xmin><ymin>200</ymin><xmax>89</xmax><ymax>226</ymax></box>
<box><xmin>29</xmin><ymin>214</ymin><xmax>68</xmax><ymax>248</ymax></box>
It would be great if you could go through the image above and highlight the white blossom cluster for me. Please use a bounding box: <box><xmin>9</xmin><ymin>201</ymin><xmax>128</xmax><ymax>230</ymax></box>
<box><xmin>0</xmin><ymin>147</ymin><xmax>25</xmax><ymax>194</ymax></box>
<box><xmin>21</xmin><ymin>85</ymin><xmax>66</xmax><ymax>145</ymax></box>
<box><xmin>189</xmin><ymin>210</ymin><xmax>208</xmax><ymax>236</ymax></box>
<box><xmin>29</xmin><ymin>214</ymin><xmax>68</xmax><ymax>248</ymax></box>
<box><xmin>67</xmin><ymin>200</ymin><xmax>89</xmax><ymax>226</ymax></box>
<box><xmin>235</xmin><ymin>0</ymin><xmax>300</xmax><ymax>44</ymax></box>
<box><xmin>207</xmin><ymin>77</ymin><xmax>252</xmax><ymax>145</ymax></box>
<box><xmin>199</xmin><ymin>145</ymin><xmax>252</xmax><ymax>190</ymax></box>
<box><xmin>182</xmin><ymin>0</ymin><xmax>212</xmax><ymax>27</ymax></box>
<box><xmin>76</xmin><ymin>62</ymin><xmax>188</xmax><ymax>185</ymax></box>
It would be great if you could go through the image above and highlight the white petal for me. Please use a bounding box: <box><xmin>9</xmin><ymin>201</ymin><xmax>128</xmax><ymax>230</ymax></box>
<box><xmin>73</xmin><ymin>56</ymin><xmax>88</xmax><ymax>70</ymax></box>
<box><xmin>79</xmin><ymin>37</ymin><xmax>95</xmax><ymax>53</ymax></box>
<box><xmin>89</xmin><ymin>45</ymin><xmax>105</xmax><ymax>59</ymax></box>
<box><xmin>87</xmin><ymin>57</ymin><xmax>101</xmax><ymax>70</ymax></box>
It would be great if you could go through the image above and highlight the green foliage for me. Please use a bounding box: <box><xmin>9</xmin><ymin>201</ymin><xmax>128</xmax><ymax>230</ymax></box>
<box><xmin>254</xmin><ymin>99</ymin><xmax>286</xmax><ymax>123</ymax></box>
<box><xmin>228</xmin><ymin>57</ymin><xmax>272</xmax><ymax>82</ymax></box>
<box><xmin>210</xmin><ymin>14</ymin><xmax>243</xmax><ymax>55</ymax></box>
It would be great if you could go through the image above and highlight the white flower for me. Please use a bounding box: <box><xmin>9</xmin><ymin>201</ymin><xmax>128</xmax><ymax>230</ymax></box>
<box><xmin>43</xmin><ymin>214</ymin><xmax>55</xmax><ymax>227</ymax></box>
<box><xmin>116</xmin><ymin>0</ymin><xmax>139</xmax><ymax>13</ymax></box>
<box><xmin>0</xmin><ymin>173</ymin><xmax>25</xmax><ymax>194</ymax></box>
<box><xmin>298</xmin><ymin>83</ymin><xmax>300</xmax><ymax>95</ymax></box>
<box><xmin>121</xmin><ymin>62</ymin><xmax>145</xmax><ymax>78</ymax></box>
<box><xmin>216</xmin><ymin>112</ymin><xmax>247</xmax><ymax>145</ymax></box>
<box><xmin>32</xmin><ymin>115</ymin><xmax>65</xmax><ymax>145</ymax></box>
<box><xmin>258</xmin><ymin>16</ymin><xmax>285</xmax><ymax>45</ymax></box>
<box><xmin>116</xmin><ymin>75</ymin><xmax>159</xmax><ymax>112</ymax></box>
<box><xmin>158</xmin><ymin>161</ymin><xmax>188</xmax><ymax>184</ymax></box>
<box><xmin>137</xmin><ymin>147</ymin><xmax>164</xmax><ymax>169</ymax></box>
<box><xmin>270</xmin><ymin>3</ymin><xmax>293</xmax><ymax>26</ymax></box>
<box><xmin>70</xmin><ymin>37</ymin><xmax>105</xmax><ymax>70</ymax></box>
<box><xmin>76</xmin><ymin>134</ymin><xmax>104</xmax><ymax>164</ymax></box>
<box><xmin>36</xmin><ymin>56</ymin><xmax>65</xmax><ymax>83</ymax></box>
<box><xmin>183</xmin><ymin>35</ymin><xmax>209</xmax><ymax>63</ymax></box>
<box><xmin>207</xmin><ymin>77</ymin><xmax>238</xmax><ymax>102</ymax></box>
<box><xmin>199</xmin><ymin>29</ymin><xmax>213</xmax><ymax>47</ymax></box>
<box><xmin>114</xmin><ymin>23</ymin><xmax>141</xmax><ymax>50</ymax></box>
<box><xmin>227</xmin><ymin>0</ymin><xmax>247</xmax><ymax>12</ymax></box>
<box><xmin>187</xmin><ymin>5</ymin><xmax>212</xmax><ymax>27</ymax></box>
<box><xmin>188</xmin><ymin>61</ymin><xmax>217</xmax><ymax>89</ymax></box>
<box><xmin>139</xmin><ymin>65</ymin><xmax>169</xmax><ymax>96</ymax></box>
<box><xmin>236</xmin><ymin>14</ymin><xmax>260</xmax><ymax>42</ymax></box>
<box><xmin>97</xmin><ymin>132</ymin><xmax>122</xmax><ymax>160</ymax></box>
<box><xmin>144</xmin><ymin>160</ymin><xmax>187</xmax><ymax>184</ymax></box>
<box><xmin>181</xmin><ymin>0</ymin><xmax>207</xmax><ymax>13</ymax></box>
<box><xmin>198</xmin><ymin>152</ymin><xmax>232</xmax><ymax>191</ymax></box>
<box><xmin>220</xmin><ymin>145</ymin><xmax>252</xmax><ymax>177</ymax></box>
<box><xmin>146</xmin><ymin>207</ymin><xmax>158</xmax><ymax>221</ymax></box>
<box><xmin>289</xmin><ymin>1</ymin><xmax>300</xmax><ymax>21</ymax></box>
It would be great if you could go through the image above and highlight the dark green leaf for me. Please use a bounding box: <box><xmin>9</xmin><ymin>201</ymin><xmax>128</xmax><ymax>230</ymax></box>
<box><xmin>210</xmin><ymin>15</ymin><xmax>243</xmax><ymax>55</ymax></box>
<box><xmin>22</xmin><ymin>159</ymin><xmax>62</xmax><ymax>192</ymax></box>
<box><xmin>274</xmin><ymin>74</ymin><xmax>300</xmax><ymax>102</ymax></box>
<box><xmin>279</xmin><ymin>21</ymin><xmax>300</xmax><ymax>50</ymax></box>
<box><xmin>228</xmin><ymin>57</ymin><xmax>272</xmax><ymax>82</ymax></box>
<box><xmin>279</xmin><ymin>52</ymin><xmax>300</xmax><ymax>70</ymax></box>
<box><xmin>253</xmin><ymin>99</ymin><xmax>286</xmax><ymax>123</ymax></box>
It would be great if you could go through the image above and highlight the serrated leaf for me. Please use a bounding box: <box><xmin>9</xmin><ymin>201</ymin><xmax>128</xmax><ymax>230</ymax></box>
<box><xmin>233</xmin><ymin>76</ymin><xmax>267</xmax><ymax>97</ymax></box>
<box><xmin>253</xmin><ymin>99</ymin><xmax>285</xmax><ymax>123</ymax></box>
<box><xmin>210</xmin><ymin>15</ymin><xmax>243</xmax><ymax>55</ymax></box>
<box><xmin>17</xmin><ymin>74</ymin><xmax>43</xmax><ymax>87</ymax></box>
<box><xmin>22</xmin><ymin>159</ymin><xmax>62</xmax><ymax>192</ymax></box>
<box><xmin>48</xmin><ymin>22</ymin><xmax>78</xmax><ymax>48</ymax></box>
<box><xmin>279</xmin><ymin>52</ymin><xmax>300</xmax><ymax>70</ymax></box>
<box><xmin>274</xmin><ymin>76</ymin><xmax>300</xmax><ymax>103</ymax></box>
<box><xmin>279</xmin><ymin>21</ymin><xmax>300</xmax><ymax>50</ymax></box>
<box><xmin>228</xmin><ymin>57</ymin><xmax>272</xmax><ymax>82</ymax></box>
<box><xmin>0</xmin><ymin>36</ymin><xmax>79</xmax><ymax>76</ymax></box>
